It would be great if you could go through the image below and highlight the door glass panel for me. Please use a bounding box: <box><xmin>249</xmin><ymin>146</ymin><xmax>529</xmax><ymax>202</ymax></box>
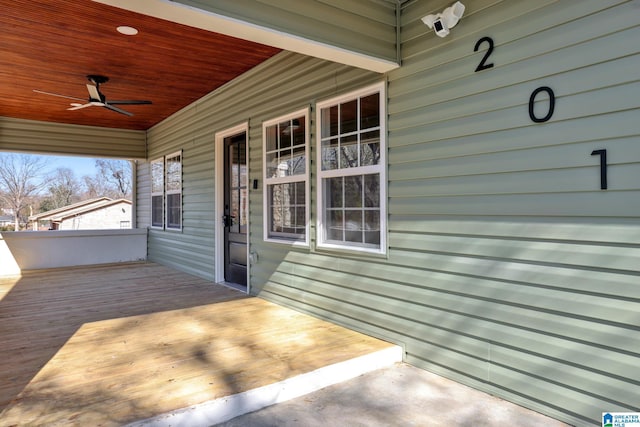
<box><xmin>231</xmin><ymin>187</ymin><xmax>240</xmax><ymax>233</ymax></box>
<box><xmin>223</xmin><ymin>132</ymin><xmax>248</xmax><ymax>287</ymax></box>
<box><xmin>228</xmin><ymin>139</ymin><xmax>248</xmax><ymax>233</ymax></box>
<box><xmin>230</xmin><ymin>145</ymin><xmax>238</xmax><ymax>194</ymax></box>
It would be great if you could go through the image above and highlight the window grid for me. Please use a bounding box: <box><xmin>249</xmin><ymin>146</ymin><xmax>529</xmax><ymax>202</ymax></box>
<box><xmin>165</xmin><ymin>151</ymin><xmax>182</xmax><ymax>230</ymax></box>
<box><xmin>150</xmin><ymin>158</ymin><xmax>164</xmax><ymax>228</ymax></box>
<box><xmin>263</xmin><ymin>109</ymin><xmax>309</xmax><ymax>244</ymax></box>
<box><xmin>317</xmin><ymin>83</ymin><xmax>386</xmax><ymax>253</ymax></box>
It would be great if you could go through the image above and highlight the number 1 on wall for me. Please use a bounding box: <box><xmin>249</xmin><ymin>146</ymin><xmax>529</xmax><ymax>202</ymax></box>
<box><xmin>591</xmin><ymin>149</ymin><xmax>608</xmax><ymax>190</ymax></box>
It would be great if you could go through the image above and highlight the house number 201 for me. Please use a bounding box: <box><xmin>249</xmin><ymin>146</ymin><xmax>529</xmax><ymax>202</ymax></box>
<box><xmin>474</xmin><ymin>37</ymin><xmax>608</xmax><ymax>190</ymax></box>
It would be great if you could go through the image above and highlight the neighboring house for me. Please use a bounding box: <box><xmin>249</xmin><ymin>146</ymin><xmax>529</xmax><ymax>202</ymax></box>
<box><xmin>1</xmin><ymin>2</ymin><xmax>638</xmax><ymax>426</ymax></box>
<box><xmin>28</xmin><ymin>198</ymin><xmax>132</xmax><ymax>230</ymax></box>
<box><xmin>0</xmin><ymin>215</ymin><xmax>13</xmax><ymax>227</ymax></box>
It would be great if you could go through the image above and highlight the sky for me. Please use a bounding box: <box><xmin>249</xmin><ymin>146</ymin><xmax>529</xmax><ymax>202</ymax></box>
<box><xmin>45</xmin><ymin>155</ymin><xmax>100</xmax><ymax>178</ymax></box>
<box><xmin>0</xmin><ymin>153</ymin><xmax>102</xmax><ymax>193</ymax></box>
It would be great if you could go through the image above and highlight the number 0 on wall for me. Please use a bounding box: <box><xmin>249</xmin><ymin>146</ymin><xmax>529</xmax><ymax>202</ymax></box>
<box><xmin>528</xmin><ymin>86</ymin><xmax>555</xmax><ymax>123</ymax></box>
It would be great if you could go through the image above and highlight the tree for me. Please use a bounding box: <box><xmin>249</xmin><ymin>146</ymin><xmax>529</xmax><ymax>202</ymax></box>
<box><xmin>82</xmin><ymin>174</ymin><xmax>109</xmax><ymax>199</ymax></box>
<box><xmin>43</xmin><ymin>167</ymin><xmax>82</xmax><ymax>210</ymax></box>
<box><xmin>0</xmin><ymin>154</ymin><xmax>48</xmax><ymax>231</ymax></box>
<box><xmin>94</xmin><ymin>159</ymin><xmax>132</xmax><ymax>199</ymax></box>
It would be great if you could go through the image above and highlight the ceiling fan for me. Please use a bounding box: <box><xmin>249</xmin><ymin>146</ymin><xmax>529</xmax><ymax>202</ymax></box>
<box><xmin>34</xmin><ymin>75</ymin><xmax>152</xmax><ymax>117</ymax></box>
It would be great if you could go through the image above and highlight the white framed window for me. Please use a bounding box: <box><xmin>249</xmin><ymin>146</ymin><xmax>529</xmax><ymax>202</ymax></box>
<box><xmin>263</xmin><ymin>108</ymin><xmax>310</xmax><ymax>244</ymax></box>
<box><xmin>150</xmin><ymin>157</ymin><xmax>164</xmax><ymax>228</ymax></box>
<box><xmin>165</xmin><ymin>151</ymin><xmax>182</xmax><ymax>230</ymax></box>
<box><xmin>316</xmin><ymin>82</ymin><xmax>386</xmax><ymax>254</ymax></box>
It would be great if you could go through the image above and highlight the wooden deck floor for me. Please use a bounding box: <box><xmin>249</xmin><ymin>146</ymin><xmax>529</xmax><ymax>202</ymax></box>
<box><xmin>0</xmin><ymin>263</ymin><xmax>395</xmax><ymax>426</ymax></box>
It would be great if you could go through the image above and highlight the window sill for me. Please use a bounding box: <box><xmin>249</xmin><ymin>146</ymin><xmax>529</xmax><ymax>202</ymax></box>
<box><xmin>315</xmin><ymin>241</ymin><xmax>387</xmax><ymax>258</ymax></box>
<box><xmin>264</xmin><ymin>237</ymin><xmax>309</xmax><ymax>248</ymax></box>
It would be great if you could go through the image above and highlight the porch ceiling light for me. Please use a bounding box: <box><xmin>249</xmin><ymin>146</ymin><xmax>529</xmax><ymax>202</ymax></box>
<box><xmin>117</xmin><ymin>26</ymin><xmax>139</xmax><ymax>36</ymax></box>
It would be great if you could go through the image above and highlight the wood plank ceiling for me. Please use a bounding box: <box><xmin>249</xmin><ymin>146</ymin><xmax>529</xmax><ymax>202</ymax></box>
<box><xmin>0</xmin><ymin>0</ymin><xmax>281</xmax><ymax>130</ymax></box>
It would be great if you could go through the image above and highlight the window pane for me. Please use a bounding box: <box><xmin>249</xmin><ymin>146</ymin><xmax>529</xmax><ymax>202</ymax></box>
<box><xmin>322</xmin><ymin>138</ymin><xmax>339</xmax><ymax>171</ymax></box>
<box><xmin>295</xmin><ymin>205</ymin><xmax>306</xmax><ymax>230</ymax></box>
<box><xmin>270</xmin><ymin>184</ymin><xmax>282</xmax><ymax>224</ymax></box>
<box><xmin>266</xmin><ymin>151</ymin><xmax>279</xmax><ymax>178</ymax></box>
<box><xmin>360</xmin><ymin>131</ymin><xmax>380</xmax><ymax>167</ymax></box>
<box><xmin>340</xmin><ymin>99</ymin><xmax>357</xmax><ymax>134</ymax></box>
<box><xmin>295</xmin><ymin>181</ymin><xmax>305</xmax><ymax>204</ymax></box>
<box><xmin>360</xmin><ymin>92</ymin><xmax>380</xmax><ymax>130</ymax></box>
<box><xmin>327</xmin><ymin>210</ymin><xmax>343</xmax><ymax>241</ymax></box>
<box><xmin>279</xmin><ymin>121</ymin><xmax>292</xmax><ymax>149</ymax></box>
<box><xmin>326</xmin><ymin>177</ymin><xmax>343</xmax><ymax>208</ymax></box>
<box><xmin>321</xmin><ymin>105</ymin><xmax>339</xmax><ymax>138</ymax></box>
<box><xmin>283</xmin><ymin>207</ymin><xmax>296</xmax><ymax>233</ymax></box>
<box><xmin>344</xmin><ymin>210</ymin><xmax>363</xmax><ymax>243</ymax></box>
<box><xmin>266</xmin><ymin>125</ymin><xmax>277</xmax><ymax>152</ymax></box>
<box><xmin>364</xmin><ymin>210</ymin><xmax>380</xmax><ymax>245</ymax></box>
<box><xmin>292</xmin><ymin>117</ymin><xmax>305</xmax><ymax>146</ymax></box>
<box><xmin>322</xmin><ymin>173</ymin><xmax>380</xmax><ymax>248</ymax></box>
<box><xmin>364</xmin><ymin>173</ymin><xmax>380</xmax><ymax>207</ymax></box>
<box><xmin>166</xmin><ymin>155</ymin><xmax>181</xmax><ymax>192</ymax></box>
<box><xmin>166</xmin><ymin>193</ymin><xmax>181</xmax><ymax>229</ymax></box>
<box><xmin>151</xmin><ymin>161</ymin><xmax>163</xmax><ymax>193</ymax></box>
<box><xmin>289</xmin><ymin>145</ymin><xmax>305</xmax><ymax>175</ymax></box>
<box><xmin>340</xmin><ymin>135</ymin><xmax>358</xmax><ymax>168</ymax></box>
<box><xmin>152</xmin><ymin>195</ymin><xmax>163</xmax><ymax>227</ymax></box>
<box><xmin>344</xmin><ymin>175</ymin><xmax>362</xmax><ymax>207</ymax></box>
<box><xmin>270</xmin><ymin>198</ymin><xmax>283</xmax><ymax>232</ymax></box>
<box><xmin>268</xmin><ymin>182</ymin><xmax>304</xmax><ymax>238</ymax></box>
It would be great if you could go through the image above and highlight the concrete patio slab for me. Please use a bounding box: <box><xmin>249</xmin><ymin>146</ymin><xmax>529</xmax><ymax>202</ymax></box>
<box><xmin>214</xmin><ymin>363</ymin><xmax>572</xmax><ymax>427</ymax></box>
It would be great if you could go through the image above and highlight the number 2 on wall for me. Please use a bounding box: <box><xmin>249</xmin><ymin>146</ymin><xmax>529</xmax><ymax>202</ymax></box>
<box><xmin>474</xmin><ymin>36</ymin><xmax>495</xmax><ymax>72</ymax></box>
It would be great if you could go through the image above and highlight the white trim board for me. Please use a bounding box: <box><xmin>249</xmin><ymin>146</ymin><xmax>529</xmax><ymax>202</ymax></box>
<box><xmin>93</xmin><ymin>0</ymin><xmax>399</xmax><ymax>73</ymax></box>
<box><xmin>126</xmin><ymin>345</ymin><xmax>403</xmax><ymax>427</ymax></box>
<box><xmin>214</xmin><ymin>123</ymin><xmax>250</xmax><ymax>291</ymax></box>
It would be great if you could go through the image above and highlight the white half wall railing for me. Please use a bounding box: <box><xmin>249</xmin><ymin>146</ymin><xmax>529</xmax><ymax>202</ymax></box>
<box><xmin>0</xmin><ymin>228</ymin><xmax>147</xmax><ymax>277</ymax></box>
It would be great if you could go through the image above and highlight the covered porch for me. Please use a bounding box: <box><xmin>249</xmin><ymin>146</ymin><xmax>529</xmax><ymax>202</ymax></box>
<box><xmin>0</xmin><ymin>262</ymin><xmax>399</xmax><ymax>426</ymax></box>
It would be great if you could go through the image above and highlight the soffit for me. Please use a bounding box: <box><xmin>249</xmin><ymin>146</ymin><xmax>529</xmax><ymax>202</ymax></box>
<box><xmin>0</xmin><ymin>0</ymin><xmax>281</xmax><ymax>130</ymax></box>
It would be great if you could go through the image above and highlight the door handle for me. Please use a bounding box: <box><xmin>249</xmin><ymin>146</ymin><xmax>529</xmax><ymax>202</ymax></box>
<box><xmin>222</xmin><ymin>214</ymin><xmax>235</xmax><ymax>227</ymax></box>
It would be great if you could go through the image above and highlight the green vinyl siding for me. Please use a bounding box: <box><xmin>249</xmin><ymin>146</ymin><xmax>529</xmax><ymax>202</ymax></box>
<box><xmin>143</xmin><ymin>1</ymin><xmax>639</xmax><ymax>425</ymax></box>
<box><xmin>384</xmin><ymin>0</ymin><xmax>639</xmax><ymax>425</ymax></box>
<box><xmin>0</xmin><ymin>116</ymin><xmax>145</xmax><ymax>158</ymax></box>
<box><xmin>143</xmin><ymin>51</ymin><xmax>380</xmax><ymax>280</ymax></box>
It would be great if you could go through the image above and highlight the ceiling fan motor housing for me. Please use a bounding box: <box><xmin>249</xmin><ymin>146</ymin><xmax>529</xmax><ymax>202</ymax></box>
<box><xmin>87</xmin><ymin>74</ymin><xmax>109</xmax><ymax>85</ymax></box>
<box><xmin>34</xmin><ymin>74</ymin><xmax>151</xmax><ymax>117</ymax></box>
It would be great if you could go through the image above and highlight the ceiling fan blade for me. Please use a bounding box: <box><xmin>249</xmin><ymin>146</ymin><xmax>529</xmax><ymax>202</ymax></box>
<box><xmin>86</xmin><ymin>84</ymin><xmax>101</xmax><ymax>101</ymax></box>
<box><xmin>67</xmin><ymin>103</ymin><xmax>93</xmax><ymax>111</ymax></box>
<box><xmin>108</xmin><ymin>100</ymin><xmax>152</xmax><ymax>105</ymax></box>
<box><xmin>103</xmin><ymin>103</ymin><xmax>133</xmax><ymax>116</ymax></box>
<box><xmin>33</xmin><ymin>89</ymin><xmax>85</xmax><ymax>102</ymax></box>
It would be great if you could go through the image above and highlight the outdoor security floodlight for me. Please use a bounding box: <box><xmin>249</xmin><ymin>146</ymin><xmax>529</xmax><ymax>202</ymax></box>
<box><xmin>421</xmin><ymin>1</ymin><xmax>465</xmax><ymax>38</ymax></box>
